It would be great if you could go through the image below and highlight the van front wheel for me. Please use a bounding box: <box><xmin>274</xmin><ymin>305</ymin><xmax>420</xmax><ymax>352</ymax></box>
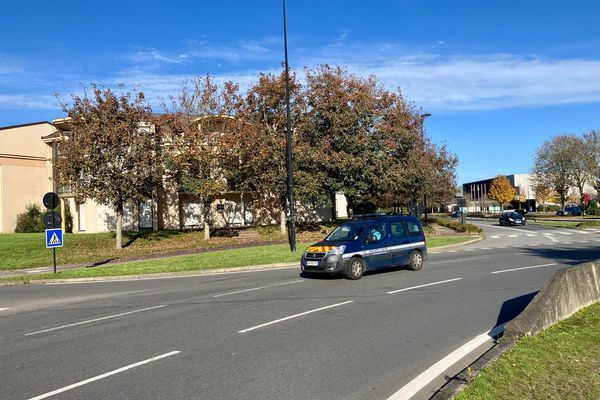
<box><xmin>346</xmin><ymin>257</ymin><xmax>365</xmax><ymax>280</ymax></box>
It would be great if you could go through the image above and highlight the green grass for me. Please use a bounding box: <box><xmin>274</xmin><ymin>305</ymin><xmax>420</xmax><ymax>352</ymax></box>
<box><xmin>0</xmin><ymin>228</ymin><xmax>328</xmax><ymax>271</ymax></box>
<box><xmin>531</xmin><ymin>220</ymin><xmax>600</xmax><ymax>229</ymax></box>
<box><xmin>456</xmin><ymin>302</ymin><xmax>600</xmax><ymax>400</ymax></box>
<box><xmin>427</xmin><ymin>235</ymin><xmax>478</xmax><ymax>247</ymax></box>
<box><xmin>0</xmin><ymin>235</ymin><xmax>474</xmax><ymax>281</ymax></box>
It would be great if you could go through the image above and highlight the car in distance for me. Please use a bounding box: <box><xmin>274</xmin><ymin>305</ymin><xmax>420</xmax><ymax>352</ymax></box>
<box><xmin>556</xmin><ymin>206</ymin><xmax>583</xmax><ymax>216</ymax></box>
<box><xmin>499</xmin><ymin>211</ymin><xmax>526</xmax><ymax>226</ymax></box>
<box><xmin>300</xmin><ymin>214</ymin><xmax>427</xmax><ymax>280</ymax></box>
<box><xmin>450</xmin><ymin>211</ymin><xmax>463</xmax><ymax>219</ymax></box>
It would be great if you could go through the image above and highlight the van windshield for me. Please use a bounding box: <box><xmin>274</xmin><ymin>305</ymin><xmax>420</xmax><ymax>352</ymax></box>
<box><xmin>325</xmin><ymin>223</ymin><xmax>367</xmax><ymax>242</ymax></box>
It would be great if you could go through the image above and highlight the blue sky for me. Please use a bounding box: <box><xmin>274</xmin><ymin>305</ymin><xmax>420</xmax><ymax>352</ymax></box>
<box><xmin>1</xmin><ymin>0</ymin><xmax>599</xmax><ymax>184</ymax></box>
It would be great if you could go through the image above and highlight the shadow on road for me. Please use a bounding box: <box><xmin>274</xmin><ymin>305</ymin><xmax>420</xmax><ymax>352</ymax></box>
<box><xmin>517</xmin><ymin>245</ymin><xmax>600</xmax><ymax>266</ymax></box>
<box><xmin>495</xmin><ymin>291</ymin><xmax>538</xmax><ymax>328</ymax></box>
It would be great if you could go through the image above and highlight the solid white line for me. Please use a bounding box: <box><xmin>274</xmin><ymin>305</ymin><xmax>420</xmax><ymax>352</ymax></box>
<box><xmin>388</xmin><ymin>324</ymin><xmax>505</xmax><ymax>400</ymax></box>
<box><xmin>238</xmin><ymin>301</ymin><xmax>354</xmax><ymax>333</ymax></box>
<box><xmin>27</xmin><ymin>351</ymin><xmax>180</xmax><ymax>400</ymax></box>
<box><xmin>491</xmin><ymin>263</ymin><xmax>558</xmax><ymax>274</ymax></box>
<box><xmin>213</xmin><ymin>280</ymin><xmax>303</xmax><ymax>297</ymax></box>
<box><xmin>430</xmin><ymin>257</ymin><xmax>489</xmax><ymax>265</ymax></box>
<box><xmin>25</xmin><ymin>305</ymin><xmax>167</xmax><ymax>336</ymax></box>
<box><xmin>387</xmin><ymin>278</ymin><xmax>463</xmax><ymax>294</ymax></box>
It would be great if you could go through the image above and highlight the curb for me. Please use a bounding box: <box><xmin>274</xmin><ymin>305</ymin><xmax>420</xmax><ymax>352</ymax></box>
<box><xmin>430</xmin><ymin>336</ymin><xmax>517</xmax><ymax>400</ymax></box>
<box><xmin>4</xmin><ymin>262</ymin><xmax>300</xmax><ymax>285</ymax></box>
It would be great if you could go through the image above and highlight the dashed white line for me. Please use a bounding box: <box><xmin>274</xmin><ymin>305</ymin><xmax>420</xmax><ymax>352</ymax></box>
<box><xmin>387</xmin><ymin>278</ymin><xmax>463</xmax><ymax>294</ymax></box>
<box><xmin>213</xmin><ymin>280</ymin><xmax>303</xmax><ymax>297</ymax></box>
<box><xmin>25</xmin><ymin>305</ymin><xmax>167</xmax><ymax>336</ymax></box>
<box><xmin>526</xmin><ymin>234</ymin><xmax>536</xmax><ymax>237</ymax></box>
<box><xmin>0</xmin><ymin>308</ymin><xmax>11</xmax><ymax>311</ymax></box>
<box><xmin>491</xmin><ymin>263</ymin><xmax>558</xmax><ymax>274</ymax></box>
<box><xmin>387</xmin><ymin>324</ymin><xmax>505</xmax><ymax>400</ymax></box>
<box><xmin>27</xmin><ymin>351</ymin><xmax>180</xmax><ymax>400</ymax></box>
<box><xmin>557</xmin><ymin>231</ymin><xmax>573</xmax><ymax>235</ymax></box>
<box><xmin>238</xmin><ymin>301</ymin><xmax>354</xmax><ymax>333</ymax></box>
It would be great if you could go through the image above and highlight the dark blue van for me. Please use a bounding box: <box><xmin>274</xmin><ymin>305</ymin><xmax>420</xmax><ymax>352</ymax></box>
<box><xmin>301</xmin><ymin>214</ymin><xmax>427</xmax><ymax>280</ymax></box>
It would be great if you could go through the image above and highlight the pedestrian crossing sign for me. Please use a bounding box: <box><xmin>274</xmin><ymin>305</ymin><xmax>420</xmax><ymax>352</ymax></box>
<box><xmin>45</xmin><ymin>228</ymin><xmax>63</xmax><ymax>248</ymax></box>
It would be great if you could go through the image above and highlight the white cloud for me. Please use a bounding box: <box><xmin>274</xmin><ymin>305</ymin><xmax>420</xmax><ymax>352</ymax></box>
<box><xmin>0</xmin><ymin>94</ymin><xmax>58</xmax><ymax>110</ymax></box>
<box><xmin>3</xmin><ymin>38</ymin><xmax>600</xmax><ymax>114</ymax></box>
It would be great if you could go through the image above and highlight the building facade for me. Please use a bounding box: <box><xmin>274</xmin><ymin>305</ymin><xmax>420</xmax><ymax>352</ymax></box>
<box><xmin>0</xmin><ymin>119</ymin><xmax>335</xmax><ymax>234</ymax></box>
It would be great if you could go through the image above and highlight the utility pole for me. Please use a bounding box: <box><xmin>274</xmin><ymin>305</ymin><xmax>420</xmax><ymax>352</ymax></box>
<box><xmin>282</xmin><ymin>0</ymin><xmax>296</xmax><ymax>251</ymax></box>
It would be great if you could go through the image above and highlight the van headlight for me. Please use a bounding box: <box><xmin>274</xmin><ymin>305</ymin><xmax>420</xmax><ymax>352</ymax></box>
<box><xmin>328</xmin><ymin>245</ymin><xmax>346</xmax><ymax>256</ymax></box>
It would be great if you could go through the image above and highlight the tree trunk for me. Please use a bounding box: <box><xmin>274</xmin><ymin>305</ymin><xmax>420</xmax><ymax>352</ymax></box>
<box><xmin>204</xmin><ymin>221</ymin><xmax>210</xmax><ymax>240</ymax></box>
<box><xmin>280</xmin><ymin>210</ymin><xmax>286</xmax><ymax>235</ymax></box>
<box><xmin>115</xmin><ymin>206</ymin><xmax>123</xmax><ymax>250</ymax></box>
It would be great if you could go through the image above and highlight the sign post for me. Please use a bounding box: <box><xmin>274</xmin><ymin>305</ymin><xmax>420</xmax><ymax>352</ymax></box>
<box><xmin>43</xmin><ymin>192</ymin><xmax>62</xmax><ymax>273</ymax></box>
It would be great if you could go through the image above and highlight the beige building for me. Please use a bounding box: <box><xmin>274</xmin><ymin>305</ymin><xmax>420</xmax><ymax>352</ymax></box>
<box><xmin>0</xmin><ymin>119</ymin><xmax>334</xmax><ymax>234</ymax></box>
<box><xmin>0</xmin><ymin>122</ymin><xmax>56</xmax><ymax>233</ymax></box>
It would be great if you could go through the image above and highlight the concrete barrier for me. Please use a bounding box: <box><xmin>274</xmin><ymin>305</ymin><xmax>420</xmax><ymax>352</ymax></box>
<box><xmin>504</xmin><ymin>261</ymin><xmax>600</xmax><ymax>339</ymax></box>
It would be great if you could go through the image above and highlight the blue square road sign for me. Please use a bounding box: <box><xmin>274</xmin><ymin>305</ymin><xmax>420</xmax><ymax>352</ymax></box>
<box><xmin>46</xmin><ymin>228</ymin><xmax>64</xmax><ymax>248</ymax></box>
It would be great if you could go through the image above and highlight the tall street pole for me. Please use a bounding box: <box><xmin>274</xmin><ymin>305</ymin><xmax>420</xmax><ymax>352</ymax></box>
<box><xmin>283</xmin><ymin>0</ymin><xmax>297</xmax><ymax>251</ymax></box>
<box><xmin>420</xmin><ymin>113</ymin><xmax>431</xmax><ymax>220</ymax></box>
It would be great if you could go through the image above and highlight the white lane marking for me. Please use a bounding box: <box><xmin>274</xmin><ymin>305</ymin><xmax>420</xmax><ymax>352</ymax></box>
<box><xmin>27</xmin><ymin>351</ymin><xmax>180</xmax><ymax>400</ymax></box>
<box><xmin>387</xmin><ymin>278</ymin><xmax>463</xmax><ymax>294</ymax></box>
<box><xmin>491</xmin><ymin>263</ymin><xmax>558</xmax><ymax>274</ymax></box>
<box><xmin>490</xmin><ymin>235</ymin><xmax>500</xmax><ymax>239</ymax></box>
<box><xmin>213</xmin><ymin>280</ymin><xmax>303</xmax><ymax>298</ymax></box>
<box><xmin>542</xmin><ymin>233</ymin><xmax>559</xmax><ymax>242</ymax></box>
<box><xmin>430</xmin><ymin>257</ymin><xmax>489</xmax><ymax>265</ymax></box>
<box><xmin>526</xmin><ymin>234</ymin><xmax>536</xmax><ymax>237</ymax></box>
<box><xmin>25</xmin><ymin>305</ymin><xmax>167</xmax><ymax>336</ymax></box>
<box><xmin>481</xmin><ymin>224</ymin><xmax>529</xmax><ymax>233</ymax></box>
<box><xmin>388</xmin><ymin>324</ymin><xmax>505</xmax><ymax>400</ymax></box>
<box><xmin>507</xmin><ymin>234</ymin><xmax>518</xmax><ymax>238</ymax></box>
<box><xmin>0</xmin><ymin>307</ymin><xmax>11</xmax><ymax>311</ymax></box>
<box><xmin>579</xmin><ymin>240</ymin><xmax>590</xmax><ymax>243</ymax></box>
<box><xmin>238</xmin><ymin>301</ymin><xmax>354</xmax><ymax>333</ymax></box>
<box><xmin>479</xmin><ymin>247</ymin><xmax>491</xmax><ymax>250</ymax></box>
<box><xmin>557</xmin><ymin>231</ymin><xmax>572</xmax><ymax>235</ymax></box>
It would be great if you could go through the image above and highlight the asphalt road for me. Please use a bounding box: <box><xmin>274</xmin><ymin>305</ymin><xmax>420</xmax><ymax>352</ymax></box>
<box><xmin>1</xmin><ymin>222</ymin><xmax>599</xmax><ymax>400</ymax></box>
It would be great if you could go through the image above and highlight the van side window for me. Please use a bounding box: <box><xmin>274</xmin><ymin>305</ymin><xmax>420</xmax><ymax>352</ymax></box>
<box><xmin>390</xmin><ymin>222</ymin><xmax>407</xmax><ymax>238</ymax></box>
<box><xmin>406</xmin><ymin>220</ymin><xmax>421</xmax><ymax>237</ymax></box>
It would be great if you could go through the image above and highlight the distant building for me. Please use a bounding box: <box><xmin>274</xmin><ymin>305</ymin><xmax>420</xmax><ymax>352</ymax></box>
<box><xmin>462</xmin><ymin>174</ymin><xmax>536</xmax><ymax>213</ymax></box>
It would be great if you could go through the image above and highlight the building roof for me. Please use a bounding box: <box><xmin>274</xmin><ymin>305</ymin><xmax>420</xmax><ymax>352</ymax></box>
<box><xmin>0</xmin><ymin>121</ymin><xmax>53</xmax><ymax>131</ymax></box>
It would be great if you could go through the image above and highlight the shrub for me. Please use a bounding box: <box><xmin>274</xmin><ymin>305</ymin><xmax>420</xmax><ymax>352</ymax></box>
<box><xmin>428</xmin><ymin>217</ymin><xmax>482</xmax><ymax>234</ymax></box>
<box><xmin>211</xmin><ymin>228</ymin><xmax>239</xmax><ymax>238</ymax></box>
<box><xmin>15</xmin><ymin>203</ymin><xmax>46</xmax><ymax>233</ymax></box>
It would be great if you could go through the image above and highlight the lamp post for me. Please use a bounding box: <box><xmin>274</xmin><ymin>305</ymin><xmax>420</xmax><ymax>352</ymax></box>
<box><xmin>420</xmin><ymin>113</ymin><xmax>431</xmax><ymax>220</ymax></box>
<box><xmin>282</xmin><ymin>0</ymin><xmax>296</xmax><ymax>251</ymax></box>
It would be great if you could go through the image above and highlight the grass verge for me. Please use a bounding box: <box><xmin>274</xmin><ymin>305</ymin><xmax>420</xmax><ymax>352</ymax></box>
<box><xmin>531</xmin><ymin>220</ymin><xmax>600</xmax><ymax>229</ymax></box>
<box><xmin>1</xmin><ymin>235</ymin><xmax>476</xmax><ymax>281</ymax></box>
<box><xmin>455</xmin><ymin>301</ymin><xmax>600</xmax><ymax>400</ymax></box>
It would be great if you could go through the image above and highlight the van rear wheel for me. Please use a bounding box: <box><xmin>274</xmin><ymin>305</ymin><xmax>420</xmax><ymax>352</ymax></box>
<box><xmin>408</xmin><ymin>250</ymin><xmax>423</xmax><ymax>271</ymax></box>
<box><xmin>346</xmin><ymin>257</ymin><xmax>365</xmax><ymax>280</ymax></box>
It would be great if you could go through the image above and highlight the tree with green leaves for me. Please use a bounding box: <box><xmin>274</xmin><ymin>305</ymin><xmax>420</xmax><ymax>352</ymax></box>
<box><xmin>301</xmin><ymin>65</ymin><xmax>386</xmax><ymax>216</ymax></box>
<box><xmin>159</xmin><ymin>75</ymin><xmax>242</xmax><ymax>239</ymax></box>
<box><xmin>488</xmin><ymin>175</ymin><xmax>516</xmax><ymax>210</ymax></box>
<box><xmin>531</xmin><ymin>135</ymin><xmax>579</xmax><ymax>211</ymax></box>
<box><xmin>56</xmin><ymin>85</ymin><xmax>158</xmax><ymax>249</ymax></box>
